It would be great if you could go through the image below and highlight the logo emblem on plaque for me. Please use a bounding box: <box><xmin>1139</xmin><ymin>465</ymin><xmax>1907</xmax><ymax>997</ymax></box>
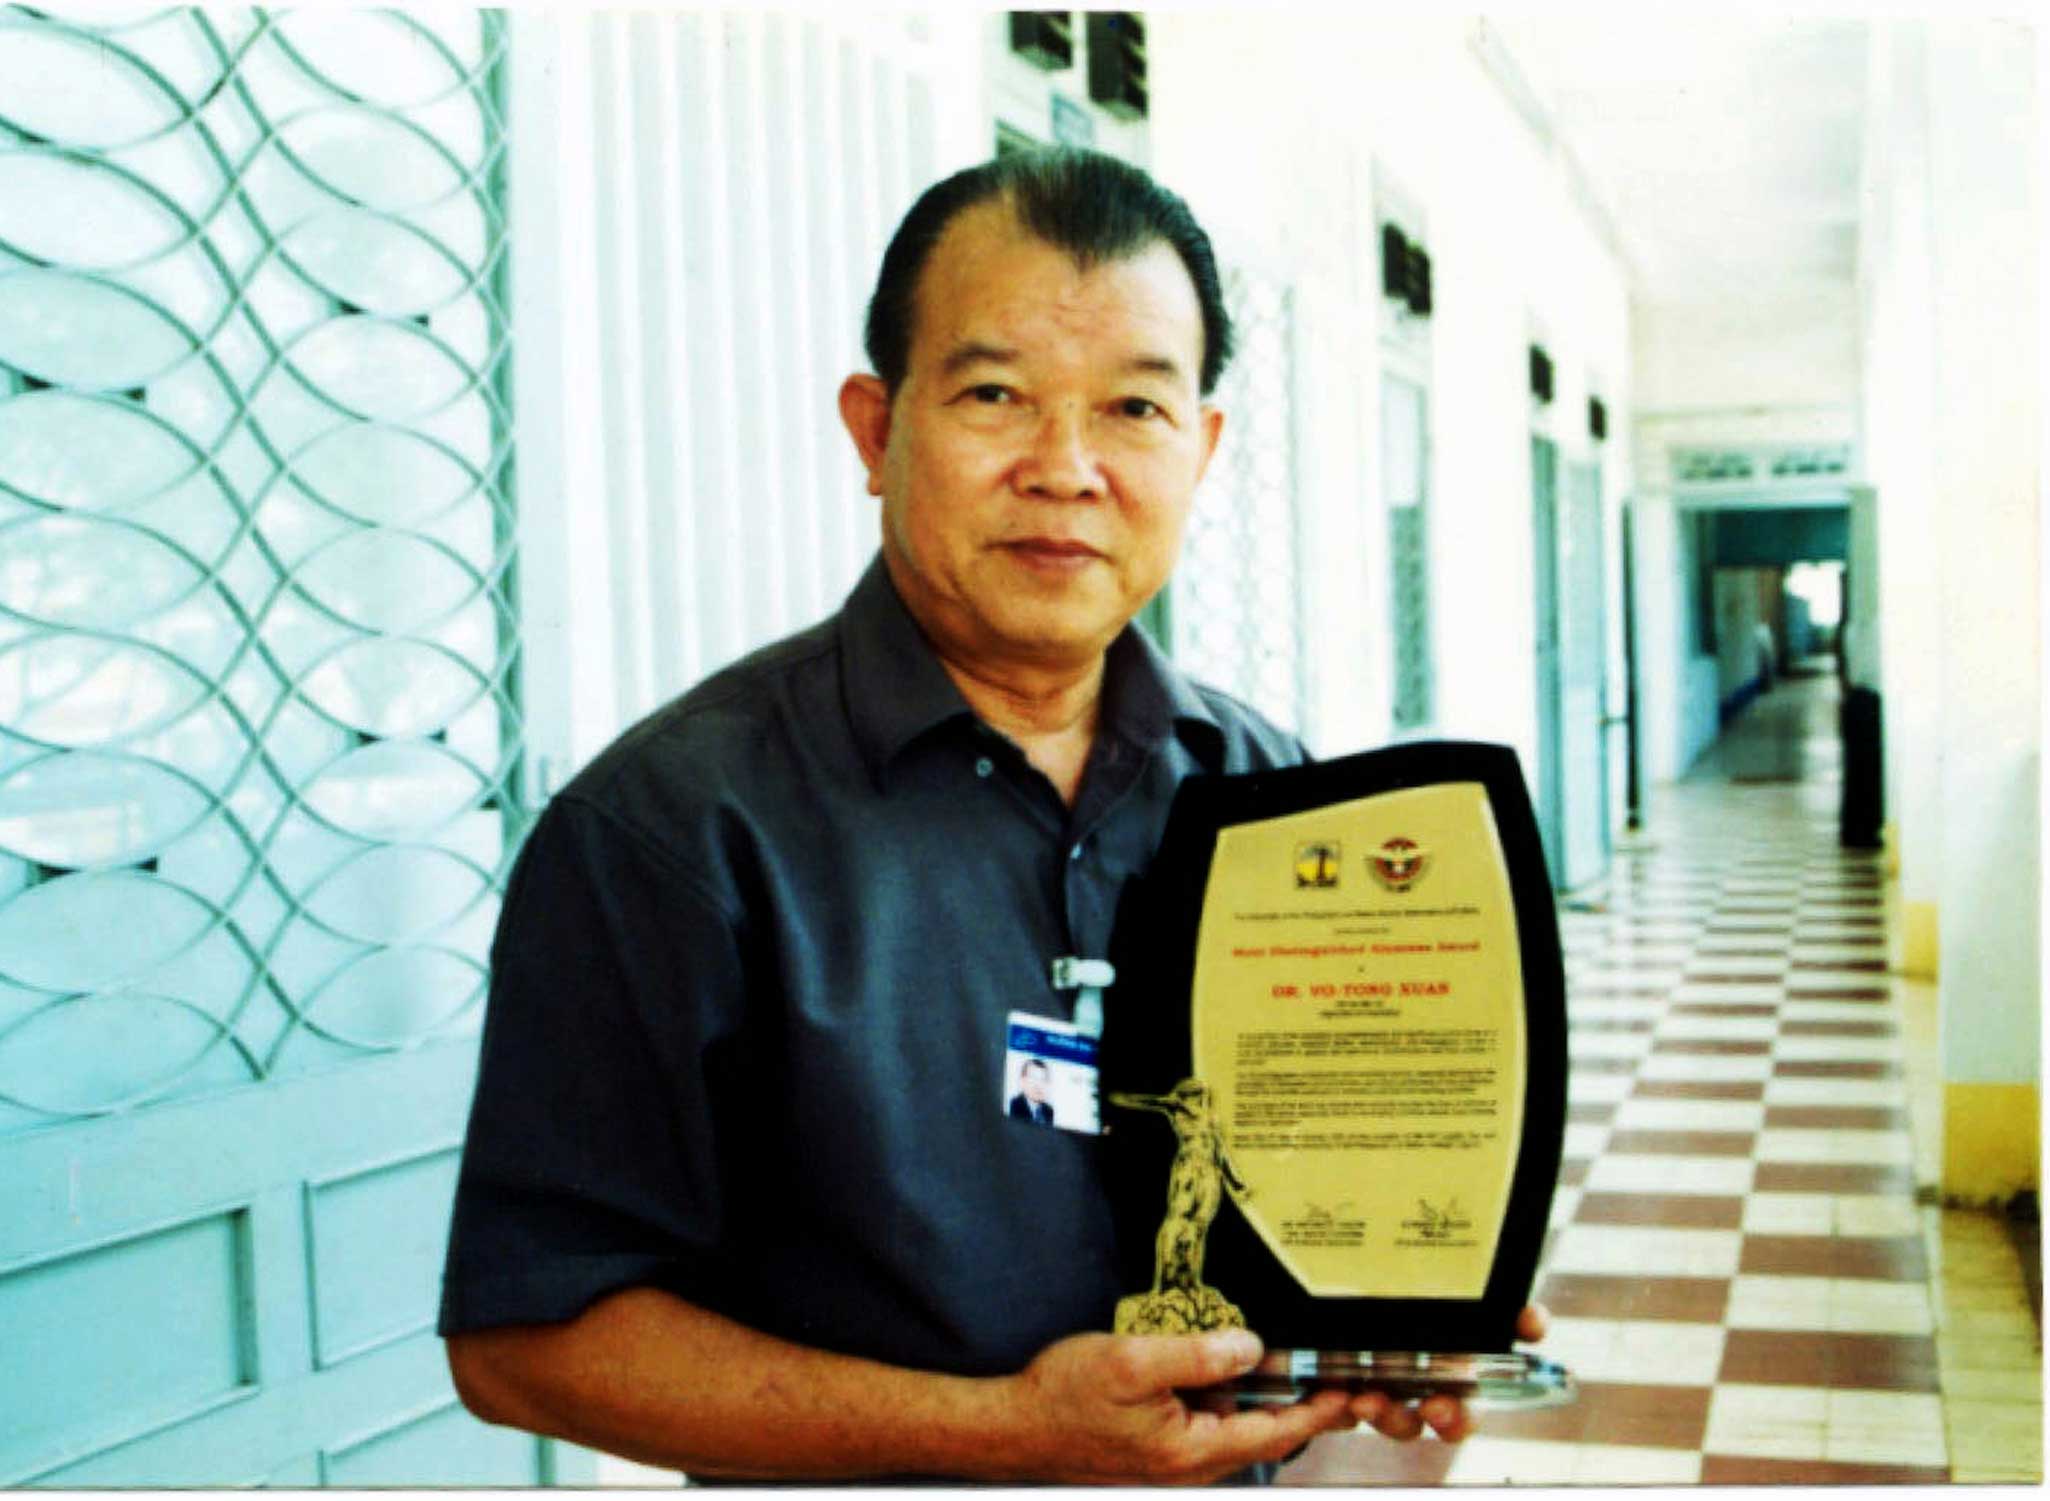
<box><xmin>1368</xmin><ymin>836</ymin><xmax>1431</xmax><ymax>891</ymax></box>
<box><xmin>1293</xmin><ymin>840</ymin><xmax>1342</xmax><ymax>888</ymax></box>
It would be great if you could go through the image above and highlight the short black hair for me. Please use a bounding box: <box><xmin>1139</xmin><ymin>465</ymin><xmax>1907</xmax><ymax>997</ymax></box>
<box><xmin>863</xmin><ymin>147</ymin><xmax>1235</xmax><ymax>397</ymax></box>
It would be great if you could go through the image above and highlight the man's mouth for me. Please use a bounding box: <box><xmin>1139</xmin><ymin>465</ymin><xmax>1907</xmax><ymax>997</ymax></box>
<box><xmin>998</xmin><ymin>537</ymin><xmax>1105</xmax><ymax>570</ymax></box>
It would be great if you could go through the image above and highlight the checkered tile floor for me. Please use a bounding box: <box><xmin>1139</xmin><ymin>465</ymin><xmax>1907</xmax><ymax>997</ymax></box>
<box><xmin>1281</xmin><ymin>672</ymin><xmax>2036</xmax><ymax>1487</ymax></box>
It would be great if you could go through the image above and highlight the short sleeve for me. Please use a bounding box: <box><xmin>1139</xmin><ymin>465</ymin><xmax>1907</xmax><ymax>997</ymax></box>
<box><xmin>438</xmin><ymin>794</ymin><xmax>752</xmax><ymax>1335</ymax></box>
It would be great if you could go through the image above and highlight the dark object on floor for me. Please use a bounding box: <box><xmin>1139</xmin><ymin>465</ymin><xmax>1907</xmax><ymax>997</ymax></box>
<box><xmin>1839</xmin><ymin>686</ymin><xmax>1885</xmax><ymax>848</ymax></box>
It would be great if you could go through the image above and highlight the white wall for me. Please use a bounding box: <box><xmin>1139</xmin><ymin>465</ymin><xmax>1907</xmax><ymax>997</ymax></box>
<box><xmin>1149</xmin><ymin>15</ymin><xmax>1635</xmax><ymax>788</ymax></box>
<box><xmin>1860</xmin><ymin>20</ymin><xmax>2042</xmax><ymax>1099</ymax></box>
<box><xmin>1635</xmin><ymin>293</ymin><xmax>1862</xmax><ymax>414</ymax></box>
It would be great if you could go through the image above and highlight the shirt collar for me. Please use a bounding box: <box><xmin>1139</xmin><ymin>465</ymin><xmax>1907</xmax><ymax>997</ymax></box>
<box><xmin>1100</xmin><ymin>611</ymin><xmax>1227</xmax><ymax>769</ymax></box>
<box><xmin>838</xmin><ymin>553</ymin><xmax>1229</xmax><ymax>785</ymax></box>
<box><xmin>840</xmin><ymin>556</ymin><xmax>980</xmax><ymax>782</ymax></box>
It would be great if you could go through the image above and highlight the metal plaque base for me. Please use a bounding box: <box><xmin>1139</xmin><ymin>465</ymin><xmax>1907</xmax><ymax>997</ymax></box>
<box><xmin>1218</xmin><ymin>1349</ymin><xmax>1575</xmax><ymax>1410</ymax></box>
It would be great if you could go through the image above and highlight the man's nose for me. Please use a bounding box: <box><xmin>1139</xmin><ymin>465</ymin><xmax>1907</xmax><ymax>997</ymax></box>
<box><xmin>1017</xmin><ymin>404</ymin><xmax>1104</xmax><ymax>499</ymax></box>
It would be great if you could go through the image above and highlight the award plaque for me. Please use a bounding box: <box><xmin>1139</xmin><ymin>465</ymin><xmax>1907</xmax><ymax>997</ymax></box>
<box><xmin>1100</xmin><ymin>741</ymin><xmax>1573</xmax><ymax>1409</ymax></box>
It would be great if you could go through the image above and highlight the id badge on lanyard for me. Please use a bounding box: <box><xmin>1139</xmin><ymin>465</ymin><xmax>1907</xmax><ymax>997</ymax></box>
<box><xmin>1000</xmin><ymin>957</ymin><xmax>1115</xmax><ymax>1136</ymax></box>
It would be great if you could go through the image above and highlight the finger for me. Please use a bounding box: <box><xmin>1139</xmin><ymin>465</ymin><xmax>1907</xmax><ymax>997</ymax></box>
<box><xmin>1193</xmin><ymin>1386</ymin><xmax>1352</xmax><ymax>1472</ymax></box>
<box><xmin>1102</xmin><ymin>1329</ymin><xmax>1264</xmax><ymax>1401</ymax></box>
<box><xmin>1368</xmin><ymin>1397</ymin><xmax>1426</xmax><ymax>1442</ymax></box>
<box><xmin>1516</xmin><ymin>1302</ymin><xmax>1550</xmax><ymax>1343</ymax></box>
<box><xmin>1349</xmin><ymin>1390</ymin><xmax>1392</xmax><ymax>1430</ymax></box>
<box><xmin>1419</xmin><ymin>1394</ymin><xmax>1471</xmax><ymax>1443</ymax></box>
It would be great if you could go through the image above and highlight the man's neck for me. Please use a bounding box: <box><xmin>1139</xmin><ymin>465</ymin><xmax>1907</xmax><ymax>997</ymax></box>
<box><xmin>933</xmin><ymin>649</ymin><xmax>1105</xmax><ymax>808</ymax></box>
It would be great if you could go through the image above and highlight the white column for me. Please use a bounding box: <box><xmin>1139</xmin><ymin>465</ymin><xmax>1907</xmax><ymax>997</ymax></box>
<box><xmin>1924</xmin><ymin>19</ymin><xmax>2040</xmax><ymax>1199</ymax></box>
<box><xmin>1865</xmin><ymin>23</ymin><xmax>1946</xmax><ymax>962</ymax></box>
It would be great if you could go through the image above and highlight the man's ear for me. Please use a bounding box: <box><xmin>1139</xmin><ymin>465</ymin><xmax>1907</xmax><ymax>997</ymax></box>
<box><xmin>838</xmin><ymin>374</ymin><xmax>894</xmax><ymax>497</ymax></box>
<box><xmin>1194</xmin><ymin>404</ymin><xmax>1225</xmax><ymax>485</ymax></box>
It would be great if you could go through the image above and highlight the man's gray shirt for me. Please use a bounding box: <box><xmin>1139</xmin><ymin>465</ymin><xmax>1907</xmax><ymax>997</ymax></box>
<box><xmin>439</xmin><ymin>555</ymin><xmax>1303</xmax><ymax>1379</ymax></box>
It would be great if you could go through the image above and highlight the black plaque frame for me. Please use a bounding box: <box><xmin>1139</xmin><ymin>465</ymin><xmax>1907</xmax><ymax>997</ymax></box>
<box><xmin>1100</xmin><ymin>740</ymin><xmax>1567</xmax><ymax>1354</ymax></box>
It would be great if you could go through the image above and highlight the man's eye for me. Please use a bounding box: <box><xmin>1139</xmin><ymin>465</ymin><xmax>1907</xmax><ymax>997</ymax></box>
<box><xmin>967</xmin><ymin>384</ymin><xmax>1013</xmax><ymax>404</ymax></box>
<box><xmin>1118</xmin><ymin>397</ymin><xmax>1164</xmax><ymax>420</ymax></box>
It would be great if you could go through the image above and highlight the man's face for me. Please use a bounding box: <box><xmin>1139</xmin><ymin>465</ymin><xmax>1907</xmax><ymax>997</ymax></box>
<box><xmin>841</xmin><ymin>201</ymin><xmax>1224</xmax><ymax>675</ymax></box>
<box><xmin>1021</xmin><ymin>1062</ymin><xmax>1049</xmax><ymax>1104</ymax></box>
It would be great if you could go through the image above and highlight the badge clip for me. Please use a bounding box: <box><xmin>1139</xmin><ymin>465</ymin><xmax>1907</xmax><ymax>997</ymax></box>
<box><xmin>1051</xmin><ymin>956</ymin><xmax>1115</xmax><ymax>1037</ymax></box>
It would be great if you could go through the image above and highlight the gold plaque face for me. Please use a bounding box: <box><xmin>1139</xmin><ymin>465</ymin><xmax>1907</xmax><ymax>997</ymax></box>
<box><xmin>1189</xmin><ymin>782</ymin><xmax>1527</xmax><ymax>1300</ymax></box>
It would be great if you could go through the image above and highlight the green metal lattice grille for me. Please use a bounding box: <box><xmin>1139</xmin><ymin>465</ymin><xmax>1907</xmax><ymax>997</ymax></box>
<box><xmin>1383</xmin><ymin>373</ymin><xmax>1432</xmax><ymax>731</ymax></box>
<box><xmin>0</xmin><ymin>7</ymin><xmax>523</xmax><ymax>1130</ymax></box>
<box><xmin>1172</xmin><ymin>266</ymin><xmax>1304</xmax><ymax>733</ymax></box>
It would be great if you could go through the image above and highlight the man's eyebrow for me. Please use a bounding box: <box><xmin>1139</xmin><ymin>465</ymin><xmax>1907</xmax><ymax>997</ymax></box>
<box><xmin>1123</xmin><ymin>353</ymin><xmax>1188</xmax><ymax>382</ymax></box>
<box><xmin>935</xmin><ymin>345</ymin><xmax>1192</xmax><ymax>384</ymax></box>
<box><xmin>938</xmin><ymin>341</ymin><xmax>1018</xmax><ymax>377</ymax></box>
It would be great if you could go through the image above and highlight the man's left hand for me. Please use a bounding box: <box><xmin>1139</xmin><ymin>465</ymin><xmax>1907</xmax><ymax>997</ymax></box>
<box><xmin>1348</xmin><ymin>1302</ymin><xmax>1550</xmax><ymax>1443</ymax></box>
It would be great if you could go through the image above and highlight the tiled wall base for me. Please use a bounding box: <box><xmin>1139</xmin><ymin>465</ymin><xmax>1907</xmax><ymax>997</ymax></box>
<box><xmin>1900</xmin><ymin>900</ymin><xmax>1939</xmax><ymax>980</ymax></box>
<box><xmin>1942</xmin><ymin>1082</ymin><xmax>2041</xmax><ymax>1206</ymax></box>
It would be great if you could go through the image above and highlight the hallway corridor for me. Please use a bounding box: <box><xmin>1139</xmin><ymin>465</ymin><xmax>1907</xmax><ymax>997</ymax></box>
<box><xmin>1284</xmin><ymin>666</ymin><xmax>2043</xmax><ymax>1485</ymax></box>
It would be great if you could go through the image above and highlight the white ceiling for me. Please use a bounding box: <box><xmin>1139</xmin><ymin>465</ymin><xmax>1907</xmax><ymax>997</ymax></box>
<box><xmin>1484</xmin><ymin>15</ymin><xmax>1870</xmax><ymax>307</ymax></box>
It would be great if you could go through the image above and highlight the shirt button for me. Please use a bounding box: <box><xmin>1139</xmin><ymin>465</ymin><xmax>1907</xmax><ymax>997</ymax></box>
<box><xmin>975</xmin><ymin>757</ymin><xmax>995</xmax><ymax>779</ymax></box>
<box><xmin>1069</xmin><ymin>843</ymin><xmax>1085</xmax><ymax>862</ymax></box>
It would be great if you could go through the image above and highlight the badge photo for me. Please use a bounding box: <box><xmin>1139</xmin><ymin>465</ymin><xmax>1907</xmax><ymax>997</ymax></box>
<box><xmin>1002</xmin><ymin>1012</ymin><xmax>1101</xmax><ymax>1135</ymax></box>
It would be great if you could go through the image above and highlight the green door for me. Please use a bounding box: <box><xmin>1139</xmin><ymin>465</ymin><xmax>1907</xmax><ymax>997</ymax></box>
<box><xmin>1558</xmin><ymin>460</ymin><xmax>1609</xmax><ymax>889</ymax></box>
<box><xmin>0</xmin><ymin>10</ymin><xmax>585</xmax><ymax>1484</ymax></box>
<box><xmin>1530</xmin><ymin>436</ymin><xmax>1564</xmax><ymax>888</ymax></box>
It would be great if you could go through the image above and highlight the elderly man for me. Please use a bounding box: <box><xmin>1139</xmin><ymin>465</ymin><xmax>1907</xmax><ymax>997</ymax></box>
<box><xmin>440</xmin><ymin>147</ymin><xmax>1539</xmax><ymax>1484</ymax></box>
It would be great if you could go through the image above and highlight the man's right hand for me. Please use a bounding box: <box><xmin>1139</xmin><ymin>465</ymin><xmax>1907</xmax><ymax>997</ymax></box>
<box><xmin>994</xmin><ymin>1329</ymin><xmax>1354</xmax><ymax>1484</ymax></box>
